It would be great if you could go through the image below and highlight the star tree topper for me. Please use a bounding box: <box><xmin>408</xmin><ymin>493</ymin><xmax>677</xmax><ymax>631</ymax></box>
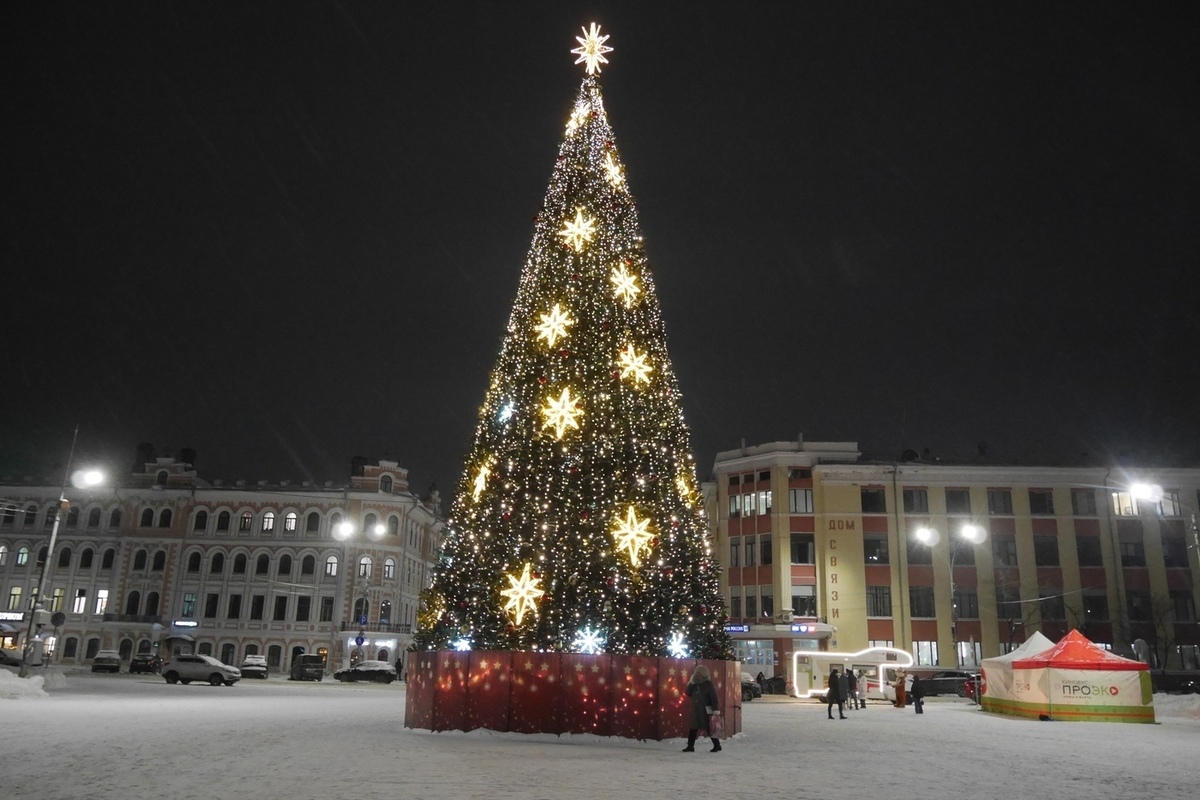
<box><xmin>571</xmin><ymin>22</ymin><xmax>613</xmax><ymax>75</ymax></box>
<box><xmin>501</xmin><ymin>563</ymin><xmax>545</xmax><ymax>626</ymax></box>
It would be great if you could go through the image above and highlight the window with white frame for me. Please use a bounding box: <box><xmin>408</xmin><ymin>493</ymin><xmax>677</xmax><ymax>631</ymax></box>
<box><xmin>1158</xmin><ymin>490</ymin><xmax>1183</xmax><ymax>517</ymax></box>
<box><xmin>358</xmin><ymin>556</ymin><xmax>372</xmax><ymax>578</ymax></box>
<box><xmin>262</xmin><ymin>512</ymin><xmax>276</xmax><ymax>532</ymax></box>
<box><xmin>913</xmin><ymin>640</ymin><xmax>939</xmax><ymax>666</ymax></box>
<box><xmin>789</xmin><ymin>488</ymin><xmax>813</xmax><ymax>514</ymax></box>
<box><xmin>325</xmin><ymin>556</ymin><xmax>338</xmax><ymax>577</ymax></box>
<box><xmin>94</xmin><ymin>589</ymin><xmax>108</xmax><ymax>615</ymax></box>
<box><xmin>72</xmin><ymin>589</ymin><xmax>87</xmax><ymax>614</ymax></box>
<box><xmin>384</xmin><ymin>558</ymin><xmax>396</xmax><ymax>579</ymax></box>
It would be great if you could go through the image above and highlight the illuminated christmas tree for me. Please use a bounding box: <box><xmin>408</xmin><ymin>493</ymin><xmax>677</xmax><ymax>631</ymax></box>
<box><xmin>416</xmin><ymin>24</ymin><xmax>730</xmax><ymax>661</ymax></box>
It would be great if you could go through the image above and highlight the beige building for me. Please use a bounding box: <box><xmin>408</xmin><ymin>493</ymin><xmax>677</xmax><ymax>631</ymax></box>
<box><xmin>1</xmin><ymin>452</ymin><xmax>444</xmax><ymax>675</ymax></box>
<box><xmin>707</xmin><ymin>439</ymin><xmax>1200</xmax><ymax>687</ymax></box>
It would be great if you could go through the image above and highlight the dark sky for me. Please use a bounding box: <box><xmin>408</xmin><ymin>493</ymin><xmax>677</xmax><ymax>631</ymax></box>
<box><xmin>3</xmin><ymin>2</ymin><xmax>1197</xmax><ymax>495</ymax></box>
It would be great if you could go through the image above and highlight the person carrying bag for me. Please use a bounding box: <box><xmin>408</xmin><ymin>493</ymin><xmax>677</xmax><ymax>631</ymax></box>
<box><xmin>683</xmin><ymin>664</ymin><xmax>722</xmax><ymax>753</ymax></box>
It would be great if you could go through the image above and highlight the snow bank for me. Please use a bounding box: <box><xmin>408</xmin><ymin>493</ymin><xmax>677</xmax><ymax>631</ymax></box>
<box><xmin>0</xmin><ymin>668</ymin><xmax>50</xmax><ymax>699</ymax></box>
<box><xmin>1154</xmin><ymin>692</ymin><xmax>1200</xmax><ymax>720</ymax></box>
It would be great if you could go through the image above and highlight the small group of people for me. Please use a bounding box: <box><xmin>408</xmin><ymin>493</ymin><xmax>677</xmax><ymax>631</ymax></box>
<box><xmin>824</xmin><ymin>666</ymin><xmax>866</xmax><ymax>719</ymax></box>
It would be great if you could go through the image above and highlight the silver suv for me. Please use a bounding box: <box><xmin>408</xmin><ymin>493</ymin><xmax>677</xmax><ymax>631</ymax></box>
<box><xmin>162</xmin><ymin>654</ymin><xmax>241</xmax><ymax>686</ymax></box>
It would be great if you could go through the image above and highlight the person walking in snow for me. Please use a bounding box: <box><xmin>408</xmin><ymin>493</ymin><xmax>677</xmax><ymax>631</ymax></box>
<box><xmin>683</xmin><ymin>665</ymin><xmax>722</xmax><ymax>753</ymax></box>
<box><xmin>846</xmin><ymin>668</ymin><xmax>859</xmax><ymax>710</ymax></box>
<box><xmin>911</xmin><ymin>674</ymin><xmax>925</xmax><ymax>714</ymax></box>
<box><xmin>826</xmin><ymin>666</ymin><xmax>846</xmax><ymax>719</ymax></box>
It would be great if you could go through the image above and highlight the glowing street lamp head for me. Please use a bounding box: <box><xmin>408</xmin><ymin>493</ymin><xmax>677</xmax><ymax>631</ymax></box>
<box><xmin>334</xmin><ymin>520</ymin><xmax>354</xmax><ymax>540</ymax></box>
<box><xmin>1130</xmin><ymin>483</ymin><xmax>1163</xmax><ymax>503</ymax></box>
<box><xmin>71</xmin><ymin>469</ymin><xmax>104</xmax><ymax>488</ymax></box>
<box><xmin>370</xmin><ymin>523</ymin><xmax>387</xmax><ymax>540</ymax></box>
<box><xmin>959</xmin><ymin>524</ymin><xmax>986</xmax><ymax>544</ymax></box>
<box><xmin>914</xmin><ymin>526</ymin><xmax>938</xmax><ymax>546</ymax></box>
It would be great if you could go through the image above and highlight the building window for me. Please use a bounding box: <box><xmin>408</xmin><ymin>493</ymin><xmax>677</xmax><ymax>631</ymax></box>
<box><xmin>1076</xmin><ymin>536</ymin><xmax>1103</xmax><ymax>567</ymax></box>
<box><xmin>788</xmin><ymin>488</ymin><xmax>813</xmax><ymax>514</ymax></box>
<box><xmin>757</xmin><ymin>490</ymin><xmax>771</xmax><ymax>515</ymax></box>
<box><xmin>388</xmin><ymin>516</ymin><xmax>400</xmax><ymax>536</ymax></box>
<box><xmin>861</xmin><ymin>488</ymin><xmax>886</xmax><ymax>514</ymax></box>
<box><xmin>278</xmin><ymin>555</ymin><xmax>292</xmax><ymax>577</ymax></box>
<box><xmin>193</xmin><ymin>510</ymin><xmax>208</xmax><ymax>532</ymax></box>
<box><xmin>181</xmin><ymin>593</ymin><xmax>195</xmax><ymax>618</ymax></box>
<box><xmin>239</xmin><ymin>512</ymin><xmax>253</xmax><ymax>532</ymax></box>
<box><xmin>1028</xmin><ymin>490</ymin><xmax>1054</xmax><ymax>515</ymax></box>
<box><xmin>140</xmin><ymin>508</ymin><xmax>154</xmax><ymax>527</ymax></box>
<box><xmin>1127</xmin><ymin>591</ymin><xmax>1151</xmax><ymax>622</ymax></box>
<box><xmin>1171</xmin><ymin>590</ymin><xmax>1196</xmax><ymax>623</ymax></box>
<box><xmin>744</xmin><ymin>539</ymin><xmax>756</xmax><ymax>567</ymax></box>
<box><xmin>728</xmin><ymin>494</ymin><xmax>742</xmax><ymax>519</ymax></box>
<box><xmin>325</xmin><ymin>556</ymin><xmax>339</xmax><ymax>577</ymax></box>
<box><xmin>864</xmin><ymin>534</ymin><xmax>889</xmax><ymax>564</ymax></box>
<box><xmin>284</xmin><ymin>512</ymin><xmax>298</xmax><ymax>532</ymax></box>
<box><xmin>228</xmin><ymin>594</ymin><xmax>242</xmax><ymax>619</ymax></box>
<box><xmin>1039</xmin><ymin>593</ymin><xmax>1066</xmax><ymax>621</ymax></box>
<box><xmin>256</xmin><ymin>554</ymin><xmax>270</xmax><ymax>575</ymax></box>
<box><xmin>319</xmin><ymin>597</ymin><xmax>334</xmax><ymax>623</ymax></box>
<box><xmin>210</xmin><ymin>553</ymin><xmax>225</xmax><ymax>575</ymax></box>
<box><xmin>358</xmin><ymin>556</ymin><xmax>372</xmax><ymax>578</ymax></box>
<box><xmin>910</xmin><ymin>586</ymin><xmax>935</xmax><ymax>618</ymax></box>
<box><xmin>1</xmin><ymin>508</ymin><xmax>13</xmax><ymax>528</ymax></box>
<box><xmin>250</xmin><ymin>595</ymin><xmax>265</xmax><ymax>621</ymax></box>
<box><xmin>728</xmin><ymin>475</ymin><xmax>739</xmax><ymax>487</ymax></box>
<box><xmin>987</xmin><ymin>490</ymin><xmax>1013</xmax><ymax>515</ymax></box>
<box><xmin>790</xmin><ymin>533</ymin><xmax>814</xmax><ymax>565</ymax></box>
<box><xmin>1071</xmin><ymin>489</ymin><xmax>1098</xmax><ymax>516</ymax></box>
<box><xmin>217</xmin><ymin>511</ymin><xmax>231</xmax><ymax>531</ymax></box>
<box><xmin>1110</xmin><ymin>491</ymin><xmax>1138</xmax><ymax>516</ymax></box>
<box><xmin>273</xmin><ymin>596</ymin><xmax>288</xmax><ymax>621</ymax></box>
<box><xmin>306</xmin><ymin>512</ymin><xmax>320</xmax><ymax>532</ymax></box>
<box><xmin>906</xmin><ymin>537</ymin><xmax>932</xmax><ymax>565</ymax></box>
<box><xmin>380</xmin><ymin>475</ymin><xmax>393</xmax><ymax>493</ymax></box>
<box><xmin>760</xmin><ymin>535</ymin><xmax>772</xmax><ymax>566</ymax></box>
<box><xmin>1033</xmin><ymin>535</ymin><xmax>1060</xmax><ymax>566</ymax></box>
<box><xmin>745</xmin><ymin>592</ymin><xmax>757</xmax><ymax>619</ymax></box>
<box><xmin>72</xmin><ymin>589</ymin><xmax>87</xmax><ymax>614</ymax></box>
<box><xmin>133</xmin><ymin>549</ymin><xmax>148</xmax><ymax>570</ymax></box>
<box><xmin>94</xmin><ymin>589</ymin><xmax>108</xmax><ymax>615</ymax></box>
<box><xmin>16</xmin><ymin>546</ymin><xmax>29</xmax><ymax>566</ymax></box>
<box><xmin>993</xmin><ymin>534</ymin><xmax>1018</xmax><ymax>567</ymax></box>
<box><xmin>995</xmin><ymin>585</ymin><xmax>1022</xmax><ymax>619</ymax></box>
<box><xmin>204</xmin><ymin>593</ymin><xmax>219</xmax><ymax>618</ymax></box>
<box><xmin>903</xmin><ymin>489</ymin><xmax>929</xmax><ymax>514</ymax></box>
<box><xmin>1082</xmin><ymin>591</ymin><xmax>1108</xmax><ymax>622</ymax></box>
<box><xmin>296</xmin><ymin>596</ymin><xmax>311</xmax><ymax>622</ymax></box>
<box><xmin>87</xmin><ymin>508</ymin><xmax>101</xmax><ymax>528</ymax></box>
<box><xmin>728</xmin><ymin>541</ymin><xmax>739</xmax><ymax>568</ymax></box>
<box><xmin>101</xmin><ymin>548</ymin><xmax>115</xmax><ymax>570</ymax></box>
<box><xmin>1120</xmin><ymin>541</ymin><xmax>1146</xmax><ymax>567</ymax></box>
<box><xmin>186</xmin><ymin>552</ymin><xmax>201</xmax><ymax>572</ymax></box>
<box><xmin>158</xmin><ymin>509</ymin><xmax>172</xmax><ymax>528</ymax></box>
<box><xmin>364</xmin><ymin>513</ymin><xmax>378</xmax><ymax>534</ymax></box>
<box><xmin>58</xmin><ymin>548</ymin><xmax>72</xmax><ymax>568</ymax></box>
<box><xmin>384</xmin><ymin>558</ymin><xmax>396</xmax><ymax>579</ymax></box>
<box><xmin>301</xmin><ymin>555</ymin><xmax>315</xmax><ymax>575</ymax></box>
<box><xmin>1163</xmin><ymin>536</ymin><xmax>1189</xmax><ymax>569</ymax></box>
<box><xmin>233</xmin><ymin>553</ymin><xmax>247</xmax><ymax>574</ymax></box>
<box><xmin>380</xmin><ymin>599</ymin><xmax>392</xmax><ymax>624</ymax></box>
<box><xmin>866</xmin><ymin>586</ymin><xmax>892</xmax><ymax>617</ymax></box>
<box><xmin>109</xmin><ymin>509</ymin><xmax>122</xmax><ymax>528</ymax></box>
<box><xmin>954</xmin><ymin>589</ymin><xmax>979</xmax><ymax>619</ymax></box>
<box><xmin>729</xmin><ymin>594</ymin><xmax>742</xmax><ymax>619</ymax></box>
<box><xmin>8</xmin><ymin>586</ymin><xmax>22</xmax><ymax>610</ymax></box>
<box><xmin>791</xmin><ymin>585</ymin><xmax>816</xmax><ymax>617</ymax></box>
<box><xmin>66</xmin><ymin>507</ymin><xmax>80</xmax><ymax>528</ymax></box>
<box><xmin>262</xmin><ymin>512</ymin><xmax>276</xmax><ymax>532</ymax></box>
<box><xmin>1158</xmin><ymin>490</ymin><xmax>1183</xmax><ymax>517</ymax></box>
<box><xmin>50</xmin><ymin>587</ymin><xmax>65</xmax><ymax>613</ymax></box>
<box><xmin>913</xmin><ymin>640</ymin><xmax>939</xmax><ymax>666</ymax></box>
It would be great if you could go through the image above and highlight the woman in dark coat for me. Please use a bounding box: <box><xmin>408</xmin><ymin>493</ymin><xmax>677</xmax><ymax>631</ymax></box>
<box><xmin>826</xmin><ymin>666</ymin><xmax>846</xmax><ymax>719</ymax></box>
<box><xmin>683</xmin><ymin>665</ymin><xmax>722</xmax><ymax>753</ymax></box>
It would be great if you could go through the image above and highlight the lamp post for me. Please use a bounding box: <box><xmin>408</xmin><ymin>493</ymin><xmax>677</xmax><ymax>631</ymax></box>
<box><xmin>333</xmin><ymin>518</ymin><xmax>386</xmax><ymax>667</ymax></box>
<box><xmin>18</xmin><ymin>427</ymin><xmax>104</xmax><ymax>678</ymax></box>
<box><xmin>915</xmin><ymin>522</ymin><xmax>987</xmax><ymax>698</ymax></box>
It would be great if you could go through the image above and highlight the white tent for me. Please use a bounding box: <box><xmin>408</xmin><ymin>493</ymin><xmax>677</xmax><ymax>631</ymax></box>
<box><xmin>980</xmin><ymin>631</ymin><xmax>1055</xmax><ymax>714</ymax></box>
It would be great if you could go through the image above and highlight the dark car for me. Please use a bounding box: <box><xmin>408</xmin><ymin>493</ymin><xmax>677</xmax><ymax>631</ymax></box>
<box><xmin>289</xmin><ymin>653</ymin><xmax>326</xmax><ymax>681</ymax></box>
<box><xmin>761</xmin><ymin>675</ymin><xmax>787</xmax><ymax>695</ymax></box>
<box><xmin>0</xmin><ymin>649</ymin><xmax>24</xmax><ymax>667</ymax></box>
<box><xmin>334</xmin><ymin>660</ymin><xmax>397</xmax><ymax>684</ymax></box>
<box><xmin>740</xmin><ymin>672</ymin><xmax>762</xmax><ymax>702</ymax></box>
<box><xmin>129</xmin><ymin>654</ymin><xmax>163</xmax><ymax>674</ymax></box>
<box><xmin>921</xmin><ymin>670</ymin><xmax>976</xmax><ymax>697</ymax></box>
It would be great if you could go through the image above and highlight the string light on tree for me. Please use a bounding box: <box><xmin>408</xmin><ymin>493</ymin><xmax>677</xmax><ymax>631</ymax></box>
<box><xmin>501</xmin><ymin>563</ymin><xmax>545</xmax><ymax>626</ymax></box>
<box><xmin>535</xmin><ymin>303</ymin><xmax>575</xmax><ymax>348</ymax></box>
<box><xmin>541</xmin><ymin>386</ymin><xmax>583</xmax><ymax>439</ymax></box>
<box><xmin>557</xmin><ymin>207</ymin><xmax>596</xmax><ymax>251</ymax></box>
<box><xmin>567</xmin><ymin>103</ymin><xmax>589</xmax><ymax>133</ymax></box>
<box><xmin>472</xmin><ymin>461</ymin><xmax>491</xmax><ymax>501</ymax></box>
<box><xmin>571</xmin><ymin>22</ymin><xmax>613</xmax><ymax>75</ymax></box>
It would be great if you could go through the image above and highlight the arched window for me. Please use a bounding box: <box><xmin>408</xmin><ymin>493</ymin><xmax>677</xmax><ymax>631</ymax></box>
<box><xmin>0</xmin><ymin>545</ymin><xmax>7</xmax><ymax>566</ymax></box>
<box><xmin>284</xmin><ymin>512</ymin><xmax>298</xmax><ymax>532</ymax></box>
<box><xmin>331</xmin><ymin>512</ymin><xmax>344</xmax><ymax>533</ymax></box>
<box><xmin>101</xmin><ymin>548</ymin><xmax>115</xmax><ymax>570</ymax></box>
<box><xmin>377</xmin><ymin>648</ymin><xmax>390</xmax><ymax>663</ymax></box>
<box><xmin>325</xmin><ymin>556</ymin><xmax>338</xmax><ymax>577</ymax></box>
<box><xmin>364</xmin><ymin>513</ymin><xmax>378</xmax><ymax>536</ymax></box>
<box><xmin>80</xmin><ymin>548</ymin><xmax>94</xmax><ymax>569</ymax></box>
<box><xmin>85</xmin><ymin>638</ymin><xmax>100</xmax><ymax>659</ymax></box>
<box><xmin>66</xmin><ymin>507</ymin><xmax>79</xmax><ymax>527</ymax></box>
<box><xmin>109</xmin><ymin>508</ymin><xmax>122</xmax><ymax>528</ymax></box>
<box><xmin>193</xmin><ymin>510</ymin><xmax>209</xmax><ymax>532</ymax></box>
<box><xmin>37</xmin><ymin>547</ymin><xmax>48</xmax><ymax>567</ymax></box>
<box><xmin>380</xmin><ymin>475</ymin><xmax>393</xmax><ymax>493</ymax></box>
<box><xmin>388</xmin><ymin>515</ymin><xmax>399</xmax><ymax>536</ymax></box>
<box><xmin>187</xmin><ymin>552</ymin><xmax>202</xmax><ymax>573</ymax></box>
<box><xmin>233</xmin><ymin>553</ymin><xmax>247</xmax><ymax>574</ymax></box>
<box><xmin>24</xmin><ymin>504</ymin><xmax>38</xmax><ymax>527</ymax></box>
<box><xmin>158</xmin><ymin>509</ymin><xmax>172</xmax><ymax>528</ymax></box>
<box><xmin>0</xmin><ymin>508</ymin><xmax>12</xmax><ymax>527</ymax></box>
<box><xmin>380</xmin><ymin>599</ymin><xmax>392</xmax><ymax>623</ymax></box>
<box><xmin>152</xmin><ymin>551</ymin><xmax>166</xmax><ymax>571</ymax></box>
<box><xmin>145</xmin><ymin>592</ymin><xmax>159</xmax><ymax>616</ymax></box>
<box><xmin>17</xmin><ymin>546</ymin><xmax>29</xmax><ymax>566</ymax></box>
<box><xmin>119</xmin><ymin>638</ymin><xmax>134</xmax><ymax>660</ymax></box>
<box><xmin>383</xmin><ymin>558</ymin><xmax>395</xmax><ymax>579</ymax></box>
<box><xmin>63</xmin><ymin>637</ymin><xmax>79</xmax><ymax>659</ymax></box>
<box><xmin>306</xmin><ymin>512</ymin><xmax>320</xmax><ymax>532</ymax></box>
<box><xmin>278</xmin><ymin>554</ymin><xmax>292</xmax><ymax>576</ymax></box>
<box><xmin>216</xmin><ymin>511</ymin><xmax>231</xmax><ymax>532</ymax></box>
<box><xmin>58</xmin><ymin>547</ymin><xmax>72</xmax><ymax>568</ymax></box>
<box><xmin>125</xmin><ymin>591</ymin><xmax>141</xmax><ymax>616</ymax></box>
<box><xmin>255</xmin><ymin>554</ymin><xmax>270</xmax><ymax>575</ymax></box>
<box><xmin>244</xmin><ymin>643</ymin><xmax>259</xmax><ymax>656</ymax></box>
<box><xmin>87</xmin><ymin>508</ymin><xmax>101</xmax><ymax>528</ymax></box>
<box><xmin>139</xmin><ymin>508</ymin><xmax>154</xmax><ymax>527</ymax></box>
<box><xmin>358</xmin><ymin>556</ymin><xmax>372</xmax><ymax>578</ymax></box>
<box><xmin>267</xmin><ymin>645</ymin><xmax>282</xmax><ymax>668</ymax></box>
<box><xmin>210</xmin><ymin>553</ymin><xmax>225</xmax><ymax>575</ymax></box>
<box><xmin>239</xmin><ymin>512</ymin><xmax>253</xmax><ymax>532</ymax></box>
<box><xmin>199</xmin><ymin>642</ymin><xmax>213</xmax><ymax>656</ymax></box>
<box><xmin>301</xmin><ymin>555</ymin><xmax>315</xmax><ymax>575</ymax></box>
<box><xmin>262</xmin><ymin>512</ymin><xmax>275</xmax><ymax>532</ymax></box>
<box><xmin>133</xmin><ymin>550</ymin><xmax>147</xmax><ymax>570</ymax></box>
<box><xmin>155</xmin><ymin>470</ymin><xmax>168</xmax><ymax>487</ymax></box>
<box><xmin>354</xmin><ymin>597</ymin><xmax>368</xmax><ymax>621</ymax></box>
<box><xmin>137</xmin><ymin>639</ymin><xmax>153</xmax><ymax>654</ymax></box>
<box><xmin>43</xmin><ymin>507</ymin><xmax>55</xmax><ymax>528</ymax></box>
<box><xmin>221</xmin><ymin>643</ymin><xmax>236</xmax><ymax>665</ymax></box>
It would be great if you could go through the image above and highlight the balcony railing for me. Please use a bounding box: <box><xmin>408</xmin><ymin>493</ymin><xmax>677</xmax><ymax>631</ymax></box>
<box><xmin>340</xmin><ymin>621</ymin><xmax>412</xmax><ymax>634</ymax></box>
<box><xmin>101</xmin><ymin>613</ymin><xmax>164</xmax><ymax>624</ymax></box>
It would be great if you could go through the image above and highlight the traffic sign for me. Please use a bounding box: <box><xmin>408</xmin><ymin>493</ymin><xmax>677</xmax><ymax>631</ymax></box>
<box><xmin>359</xmin><ymin>615</ymin><xmax>367</xmax><ymax>626</ymax></box>
<box><xmin>355</xmin><ymin>635</ymin><xmax>365</xmax><ymax>647</ymax></box>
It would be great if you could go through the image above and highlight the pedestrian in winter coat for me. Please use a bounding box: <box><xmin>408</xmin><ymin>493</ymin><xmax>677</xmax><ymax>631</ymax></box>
<box><xmin>911</xmin><ymin>674</ymin><xmax>925</xmax><ymax>714</ymax></box>
<box><xmin>846</xmin><ymin>669</ymin><xmax>859</xmax><ymax>710</ymax></box>
<box><xmin>837</xmin><ymin>669</ymin><xmax>851</xmax><ymax>711</ymax></box>
<box><xmin>826</xmin><ymin>667</ymin><xmax>846</xmax><ymax>719</ymax></box>
<box><xmin>856</xmin><ymin>670</ymin><xmax>867</xmax><ymax>708</ymax></box>
<box><xmin>683</xmin><ymin>665</ymin><xmax>722</xmax><ymax>753</ymax></box>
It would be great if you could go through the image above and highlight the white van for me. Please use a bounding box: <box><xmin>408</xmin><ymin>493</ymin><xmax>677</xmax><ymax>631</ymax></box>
<box><xmin>791</xmin><ymin>647</ymin><xmax>914</xmax><ymax>700</ymax></box>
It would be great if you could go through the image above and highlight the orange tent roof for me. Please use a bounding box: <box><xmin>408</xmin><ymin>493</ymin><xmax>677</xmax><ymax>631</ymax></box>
<box><xmin>1011</xmin><ymin>629</ymin><xmax>1148</xmax><ymax>672</ymax></box>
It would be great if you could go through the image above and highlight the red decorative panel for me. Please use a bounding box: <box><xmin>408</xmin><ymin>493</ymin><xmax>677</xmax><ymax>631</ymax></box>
<box><xmin>404</xmin><ymin>651</ymin><xmax>436</xmax><ymax>730</ymax></box>
<box><xmin>560</xmin><ymin>653</ymin><xmax>613</xmax><ymax>736</ymax></box>
<box><xmin>430</xmin><ymin>650</ymin><xmax>470</xmax><ymax>732</ymax></box>
<box><xmin>611</xmin><ymin>655</ymin><xmax>660</xmax><ymax>741</ymax></box>
<box><xmin>657</xmin><ymin>657</ymin><xmax>695</xmax><ymax>740</ymax></box>
<box><xmin>465</xmin><ymin>651</ymin><xmax>512</xmax><ymax>732</ymax></box>
<box><xmin>509</xmin><ymin>653</ymin><xmax>566</xmax><ymax>735</ymax></box>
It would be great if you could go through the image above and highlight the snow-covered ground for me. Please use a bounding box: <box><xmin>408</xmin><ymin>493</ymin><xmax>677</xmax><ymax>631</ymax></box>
<box><xmin>3</xmin><ymin>667</ymin><xmax>1198</xmax><ymax>800</ymax></box>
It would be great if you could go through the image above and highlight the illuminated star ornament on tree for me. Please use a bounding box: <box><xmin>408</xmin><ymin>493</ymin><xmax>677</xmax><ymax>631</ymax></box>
<box><xmin>415</xmin><ymin>23</ymin><xmax>731</xmax><ymax>661</ymax></box>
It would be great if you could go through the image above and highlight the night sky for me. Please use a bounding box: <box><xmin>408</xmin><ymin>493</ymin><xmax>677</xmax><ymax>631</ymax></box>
<box><xmin>3</xmin><ymin>3</ymin><xmax>1197</xmax><ymax>495</ymax></box>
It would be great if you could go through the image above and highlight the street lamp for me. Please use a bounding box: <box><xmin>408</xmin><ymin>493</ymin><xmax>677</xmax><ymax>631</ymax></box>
<box><xmin>18</xmin><ymin>428</ymin><xmax>104</xmax><ymax>678</ymax></box>
<box><xmin>333</xmin><ymin>518</ymin><xmax>387</xmax><ymax>667</ymax></box>
<box><xmin>915</xmin><ymin>522</ymin><xmax>987</xmax><ymax>687</ymax></box>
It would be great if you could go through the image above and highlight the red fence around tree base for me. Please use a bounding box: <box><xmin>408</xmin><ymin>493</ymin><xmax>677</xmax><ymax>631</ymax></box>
<box><xmin>404</xmin><ymin>651</ymin><xmax>742</xmax><ymax>741</ymax></box>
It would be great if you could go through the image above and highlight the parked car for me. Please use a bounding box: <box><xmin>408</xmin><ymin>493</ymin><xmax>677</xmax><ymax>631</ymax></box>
<box><xmin>0</xmin><ymin>649</ymin><xmax>24</xmax><ymax>667</ymax></box>
<box><xmin>741</xmin><ymin>672</ymin><xmax>762</xmax><ymax>702</ymax></box>
<box><xmin>960</xmin><ymin>675</ymin><xmax>980</xmax><ymax>700</ymax></box>
<box><xmin>334</xmin><ymin>660</ymin><xmax>398</xmax><ymax>684</ymax></box>
<box><xmin>129</xmin><ymin>654</ymin><xmax>163</xmax><ymax>674</ymax></box>
<box><xmin>240</xmin><ymin>655</ymin><xmax>268</xmax><ymax>679</ymax></box>
<box><xmin>162</xmin><ymin>654</ymin><xmax>241</xmax><ymax>686</ymax></box>
<box><xmin>91</xmin><ymin>650</ymin><xmax>122</xmax><ymax>673</ymax></box>
<box><xmin>289</xmin><ymin>653</ymin><xmax>326</xmax><ymax>681</ymax></box>
<box><xmin>921</xmin><ymin>670</ymin><xmax>976</xmax><ymax>697</ymax></box>
<box><xmin>761</xmin><ymin>675</ymin><xmax>787</xmax><ymax>695</ymax></box>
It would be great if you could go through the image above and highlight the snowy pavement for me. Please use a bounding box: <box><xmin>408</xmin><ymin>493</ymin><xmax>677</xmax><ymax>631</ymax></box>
<box><xmin>3</xmin><ymin>668</ymin><xmax>1198</xmax><ymax>800</ymax></box>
